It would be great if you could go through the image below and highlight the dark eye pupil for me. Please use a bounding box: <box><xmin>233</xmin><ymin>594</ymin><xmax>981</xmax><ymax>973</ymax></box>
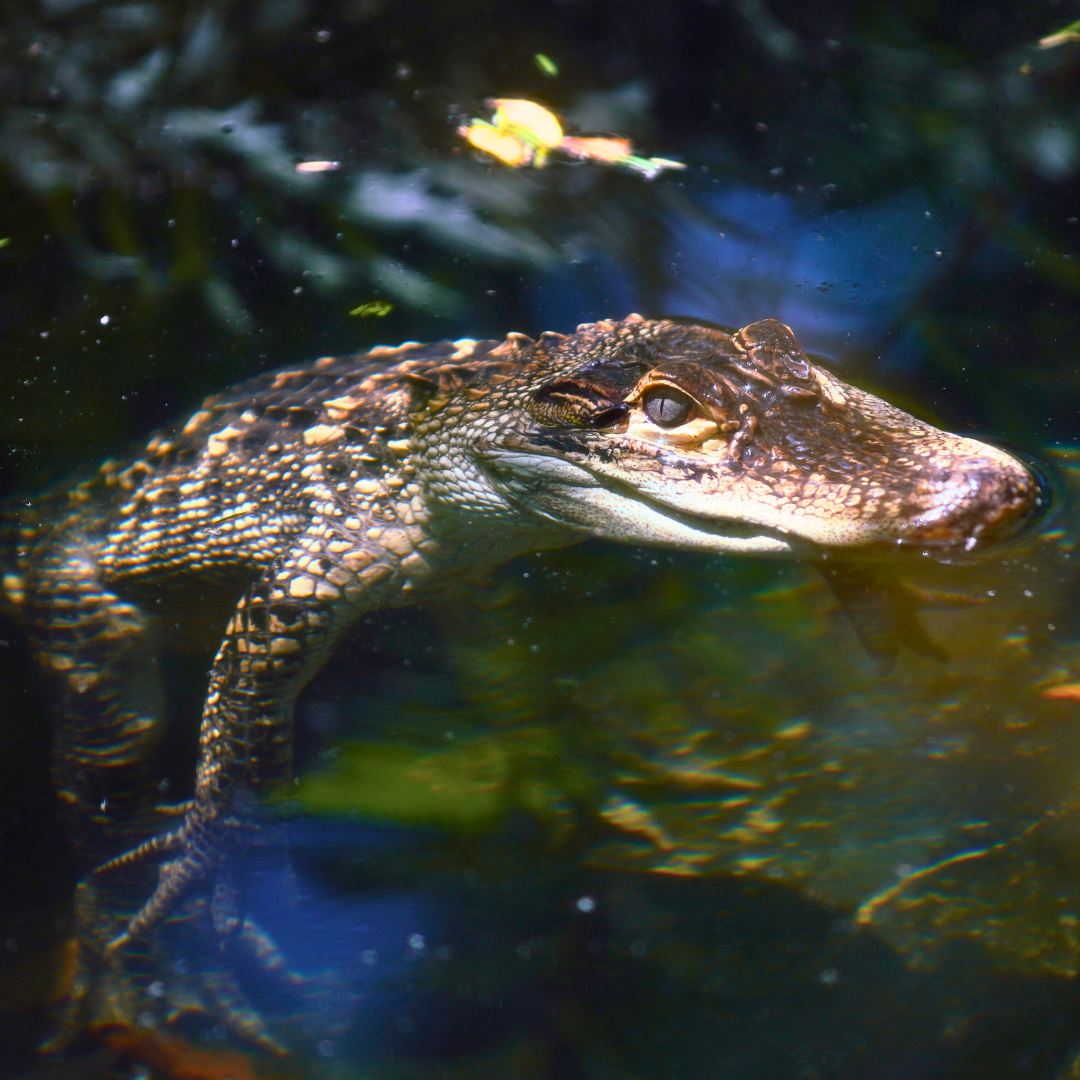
<box><xmin>645</xmin><ymin>392</ymin><xmax>692</xmax><ymax>427</ymax></box>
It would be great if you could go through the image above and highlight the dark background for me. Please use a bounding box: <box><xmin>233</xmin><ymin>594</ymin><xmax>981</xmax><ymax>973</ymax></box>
<box><xmin>2</xmin><ymin>0</ymin><xmax>1080</xmax><ymax>494</ymax></box>
<box><xmin>3</xmin><ymin>1</ymin><xmax>1080</xmax><ymax>1077</ymax></box>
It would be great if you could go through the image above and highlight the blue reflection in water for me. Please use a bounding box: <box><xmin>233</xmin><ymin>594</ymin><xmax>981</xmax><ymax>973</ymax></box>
<box><xmin>529</xmin><ymin>255</ymin><xmax>639</xmax><ymax>333</ymax></box>
<box><xmin>243</xmin><ymin>818</ymin><xmax>439</xmax><ymax>1055</ymax></box>
<box><xmin>664</xmin><ymin>187</ymin><xmax>954</xmax><ymax>359</ymax></box>
<box><xmin>529</xmin><ymin>185</ymin><xmax>954</xmax><ymax>368</ymax></box>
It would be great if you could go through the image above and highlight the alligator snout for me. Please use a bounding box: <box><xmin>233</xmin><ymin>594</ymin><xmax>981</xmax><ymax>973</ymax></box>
<box><xmin>897</xmin><ymin>453</ymin><xmax>1041</xmax><ymax>550</ymax></box>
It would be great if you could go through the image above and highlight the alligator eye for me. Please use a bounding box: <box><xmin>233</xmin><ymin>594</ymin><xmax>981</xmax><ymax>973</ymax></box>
<box><xmin>644</xmin><ymin>389</ymin><xmax>694</xmax><ymax>428</ymax></box>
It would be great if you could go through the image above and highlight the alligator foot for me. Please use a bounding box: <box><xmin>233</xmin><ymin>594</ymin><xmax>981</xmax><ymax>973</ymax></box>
<box><xmin>95</xmin><ymin>805</ymin><xmax>265</xmax><ymax>951</ymax></box>
<box><xmin>43</xmin><ymin>861</ymin><xmax>348</xmax><ymax>1074</ymax></box>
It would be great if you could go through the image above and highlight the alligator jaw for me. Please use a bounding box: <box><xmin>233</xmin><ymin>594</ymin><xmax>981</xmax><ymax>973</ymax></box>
<box><xmin>885</xmin><ymin>445</ymin><xmax>1040</xmax><ymax>552</ymax></box>
<box><xmin>482</xmin><ymin>448</ymin><xmax>801</xmax><ymax>556</ymax></box>
<box><xmin>609</xmin><ymin>430</ymin><xmax>1043</xmax><ymax>554</ymax></box>
<box><xmin>481</xmin><ymin>428</ymin><xmax>1040</xmax><ymax>560</ymax></box>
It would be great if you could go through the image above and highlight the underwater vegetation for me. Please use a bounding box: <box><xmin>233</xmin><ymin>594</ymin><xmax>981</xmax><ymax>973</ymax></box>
<box><xmin>293</xmin><ymin>470</ymin><xmax>1080</xmax><ymax>985</ymax></box>
<box><xmin>5</xmin><ymin>1</ymin><xmax>1080</xmax><ymax>1076</ymax></box>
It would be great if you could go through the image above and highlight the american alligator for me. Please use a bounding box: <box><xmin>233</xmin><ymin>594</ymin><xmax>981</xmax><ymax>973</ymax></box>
<box><xmin>0</xmin><ymin>315</ymin><xmax>1038</xmax><ymax>1068</ymax></box>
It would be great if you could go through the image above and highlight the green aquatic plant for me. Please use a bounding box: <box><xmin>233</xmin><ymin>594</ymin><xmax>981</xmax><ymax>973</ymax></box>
<box><xmin>349</xmin><ymin>299</ymin><xmax>394</xmax><ymax>318</ymax></box>
<box><xmin>295</xmin><ymin>513</ymin><xmax>1080</xmax><ymax>982</ymax></box>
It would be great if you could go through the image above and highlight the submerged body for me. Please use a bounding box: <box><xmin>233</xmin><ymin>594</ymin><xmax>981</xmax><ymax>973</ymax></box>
<box><xmin>0</xmin><ymin>316</ymin><xmax>1038</xmax><ymax>1060</ymax></box>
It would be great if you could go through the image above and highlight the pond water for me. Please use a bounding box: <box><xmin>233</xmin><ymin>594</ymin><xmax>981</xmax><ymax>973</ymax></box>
<box><xmin>3</xmin><ymin>3</ymin><xmax>1080</xmax><ymax>1079</ymax></box>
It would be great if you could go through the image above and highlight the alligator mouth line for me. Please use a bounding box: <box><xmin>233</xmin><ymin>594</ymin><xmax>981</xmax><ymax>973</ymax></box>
<box><xmin>485</xmin><ymin>447</ymin><xmax>830</xmax><ymax>556</ymax></box>
<box><xmin>484</xmin><ymin>443</ymin><xmax>1043</xmax><ymax>561</ymax></box>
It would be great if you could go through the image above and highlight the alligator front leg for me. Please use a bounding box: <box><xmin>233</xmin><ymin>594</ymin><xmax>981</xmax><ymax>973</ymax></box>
<box><xmin>26</xmin><ymin>540</ymin><xmax>300</xmax><ymax>1061</ymax></box>
<box><xmin>103</xmin><ymin>525</ymin><xmax>405</xmax><ymax>953</ymax></box>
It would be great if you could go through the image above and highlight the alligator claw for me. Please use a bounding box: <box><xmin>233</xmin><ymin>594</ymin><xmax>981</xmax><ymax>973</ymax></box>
<box><xmin>106</xmin><ymin>849</ymin><xmax>212</xmax><ymax>952</ymax></box>
<box><xmin>93</xmin><ymin>826</ymin><xmax>186</xmax><ymax>878</ymax></box>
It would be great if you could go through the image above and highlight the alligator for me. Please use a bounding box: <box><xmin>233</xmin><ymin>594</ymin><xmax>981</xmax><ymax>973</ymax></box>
<box><xmin>0</xmin><ymin>315</ymin><xmax>1039</xmax><ymax>1069</ymax></box>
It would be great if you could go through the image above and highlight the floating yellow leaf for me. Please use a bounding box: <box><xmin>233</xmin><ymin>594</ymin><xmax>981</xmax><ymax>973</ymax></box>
<box><xmin>560</xmin><ymin>136</ymin><xmax>632</xmax><ymax>163</ymax></box>
<box><xmin>459</xmin><ymin>97</ymin><xmax>685</xmax><ymax>178</ymax></box>
<box><xmin>461</xmin><ymin>122</ymin><xmax>529</xmax><ymax>166</ymax></box>
<box><xmin>491</xmin><ymin>98</ymin><xmax>563</xmax><ymax>149</ymax></box>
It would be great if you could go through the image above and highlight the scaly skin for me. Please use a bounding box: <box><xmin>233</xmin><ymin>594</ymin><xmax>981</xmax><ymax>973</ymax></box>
<box><xmin>0</xmin><ymin>316</ymin><xmax>1039</xmax><ymax>1062</ymax></box>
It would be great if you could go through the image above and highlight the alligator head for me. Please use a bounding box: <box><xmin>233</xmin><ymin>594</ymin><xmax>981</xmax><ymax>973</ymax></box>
<box><xmin>410</xmin><ymin>315</ymin><xmax>1039</xmax><ymax>561</ymax></box>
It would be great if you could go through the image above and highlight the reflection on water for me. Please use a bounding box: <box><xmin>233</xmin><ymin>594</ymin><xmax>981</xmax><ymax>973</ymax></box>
<box><xmin>11</xmin><ymin>477</ymin><xmax>1080</xmax><ymax>1076</ymax></box>
<box><xmin>6</xmin><ymin>1</ymin><xmax>1080</xmax><ymax>1077</ymax></box>
<box><xmin>51</xmin><ymin>487</ymin><xmax>1080</xmax><ymax>1078</ymax></box>
<box><xmin>666</xmin><ymin>187</ymin><xmax>953</xmax><ymax>359</ymax></box>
